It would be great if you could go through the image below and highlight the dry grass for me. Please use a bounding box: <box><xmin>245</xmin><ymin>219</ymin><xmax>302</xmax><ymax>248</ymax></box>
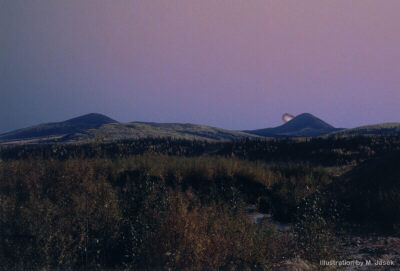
<box><xmin>0</xmin><ymin>155</ymin><xmax>331</xmax><ymax>270</ymax></box>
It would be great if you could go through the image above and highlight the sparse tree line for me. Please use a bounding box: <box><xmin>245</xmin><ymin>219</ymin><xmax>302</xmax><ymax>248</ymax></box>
<box><xmin>1</xmin><ymin>135</ymin><xmax>400</xmax><ymax>166</ymax></box>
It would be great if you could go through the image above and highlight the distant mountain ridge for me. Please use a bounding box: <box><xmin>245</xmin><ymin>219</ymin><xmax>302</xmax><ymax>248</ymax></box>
<box><xmin>1</xmin><ymin>112</ymin><xmax>399</xmax><ymax>144</ymax></box>
<box><xmin>245</xmin><ymin>113</ymin><xmax>342</xmax><ymax>137</ymax></box>
<box><xmin>0</xmin><ymin>114</ymin><xmax>259</xmax><ymax>144</ymax></box>
<box><xmin>0</xmin><ymin>113</ymin><xmax>118</xmax><ymax>143</ymax></box>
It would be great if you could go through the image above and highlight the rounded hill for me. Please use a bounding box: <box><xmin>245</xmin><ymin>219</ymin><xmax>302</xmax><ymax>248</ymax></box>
<box><xmin>245</xmin><ymin>113</ymin><xmax>340</xmax><ymax>137</ymax></box>
<box><xmin>0</xmin><ymin>113</ymin><xmax>118</xmax><ymax>143</ymax></box>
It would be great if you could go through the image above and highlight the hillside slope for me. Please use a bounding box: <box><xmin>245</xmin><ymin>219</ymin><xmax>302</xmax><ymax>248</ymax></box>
<box><xmin>316</xmin><ymin>151</ymin><xmax>400</xmax><ymax>228</ymax></box>
<box><xmin>61</xmin><ymin>122</ymin><xmax>260</xmax><ymax>142</ymax></box>
<box><xmin>329</xmin><ymin>122</ymin><xmax>400</xmax><ymax>136</ymax></box>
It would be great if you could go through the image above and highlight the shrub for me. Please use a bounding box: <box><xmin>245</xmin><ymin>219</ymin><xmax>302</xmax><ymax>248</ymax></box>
<box><xmin>294</xmin><ymin>191</ymin><xmax>341</xmax><ymax>263</ymax></box>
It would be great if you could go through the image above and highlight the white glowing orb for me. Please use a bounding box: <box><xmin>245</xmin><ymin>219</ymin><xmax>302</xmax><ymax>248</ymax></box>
<box><xmin>282</xmin><ymin>113</ymin><xmax>295</xmax><ymax>123</ymax></box>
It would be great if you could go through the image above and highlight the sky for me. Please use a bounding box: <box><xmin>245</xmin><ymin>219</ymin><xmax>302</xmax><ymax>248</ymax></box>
<box><xmin>1</xmin><ymin>0</ymin><xmax>400</xmax><ymax>133</ymax></box>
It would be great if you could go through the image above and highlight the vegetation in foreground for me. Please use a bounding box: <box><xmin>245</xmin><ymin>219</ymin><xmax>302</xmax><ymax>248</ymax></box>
<box><xmin>0</xmin><ymin>135</ymin><xmax>399</xmax><ymax>270</ymax></box>
<box><xmin>0</xmin><ymin>155</ymin><xmax>335</xmax><ymax>270</ymax></box>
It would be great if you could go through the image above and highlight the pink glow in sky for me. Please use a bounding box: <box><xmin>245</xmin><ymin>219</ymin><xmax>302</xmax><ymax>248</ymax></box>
<box><xmin>1</xmin><ymin>1</ymin><xmax>400</xmax><ymax>132</ymax></box>
<box><xmin>283</xmin><ymin>114</ymin><xmax>295</xmax><ymax>123</ymax></box>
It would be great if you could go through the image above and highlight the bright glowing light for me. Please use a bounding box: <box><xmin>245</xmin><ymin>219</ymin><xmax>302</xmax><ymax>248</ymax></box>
<box><xmin>282</xmin><ymin>113</ymin><xmax>295</xmax><ymax>123</ymax></box>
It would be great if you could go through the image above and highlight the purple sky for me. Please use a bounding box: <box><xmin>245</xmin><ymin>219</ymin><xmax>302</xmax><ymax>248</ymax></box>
<box><xmin>1</xmin><ymin>1</ymin><xmax>400</xmax><ymax>133</ymax></box>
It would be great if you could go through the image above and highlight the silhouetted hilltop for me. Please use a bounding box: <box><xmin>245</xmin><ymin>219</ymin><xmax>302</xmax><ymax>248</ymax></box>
<box><xmin>63</xmin><ymin>113</ymin><xmax>117</xmax><ymax>127</ymax></box>
<box><xmin>245</xmin><ymin>113</ymin><xmax>341</xmax><ymax>137</ymax></box>
<box><xmin>0</xmin><ymin>113</ymin><xmax>118</xmax><ymax>143</ymax></box>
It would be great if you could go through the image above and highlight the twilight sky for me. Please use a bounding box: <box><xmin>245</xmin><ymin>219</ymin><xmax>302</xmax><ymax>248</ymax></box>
<box><xmin>1</xmin><ymin>0</ymin><xmax>400</xmax><ymax>133</ymax></box>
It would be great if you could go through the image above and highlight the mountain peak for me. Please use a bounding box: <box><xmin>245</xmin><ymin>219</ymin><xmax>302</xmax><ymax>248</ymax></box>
<box><xmin>296</xmin><ymin>113</ymin><xmax>315</xmax><ymax>118</ymax></box>
<box><xmin>65</xmin><ymin>113</ymin><xmax>118</xmax><ymax>126</ymax></box>
<box><xmin>245</xmin><ymin>113</ymin><xmax>339</xmax><ymax>137</ymax></box>
<box><xmin>285</xmin><ymin>113</ymin><xmax>334</xmax><ymax>129</ymax></box>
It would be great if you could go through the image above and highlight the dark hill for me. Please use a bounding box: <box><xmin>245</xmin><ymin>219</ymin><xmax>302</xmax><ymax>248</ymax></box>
<box><xmin>63</xmin><ymin>113</ymin><xmax>117</xmax><ymax>127</ymax></box>
<box><xmin>0</xmin><ymin>113</ymin><xmax>118</xmax><ymax>143</ymax></box>
<box><xmin>308</xmin><ymin>151</ymin><xmax>400</xmax><ymax>230</ymax></box>
<box><xmin>245</xmin><ymin>113</ymin><xmax>341</xmax><ymax>137</ymax></box>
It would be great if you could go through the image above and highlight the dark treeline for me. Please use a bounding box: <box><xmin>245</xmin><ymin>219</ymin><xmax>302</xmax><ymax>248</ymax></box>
<box><xmin>1</xmin><ymin>135</ymin><xmax>400</xmax><ymax>166</ymax></box>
